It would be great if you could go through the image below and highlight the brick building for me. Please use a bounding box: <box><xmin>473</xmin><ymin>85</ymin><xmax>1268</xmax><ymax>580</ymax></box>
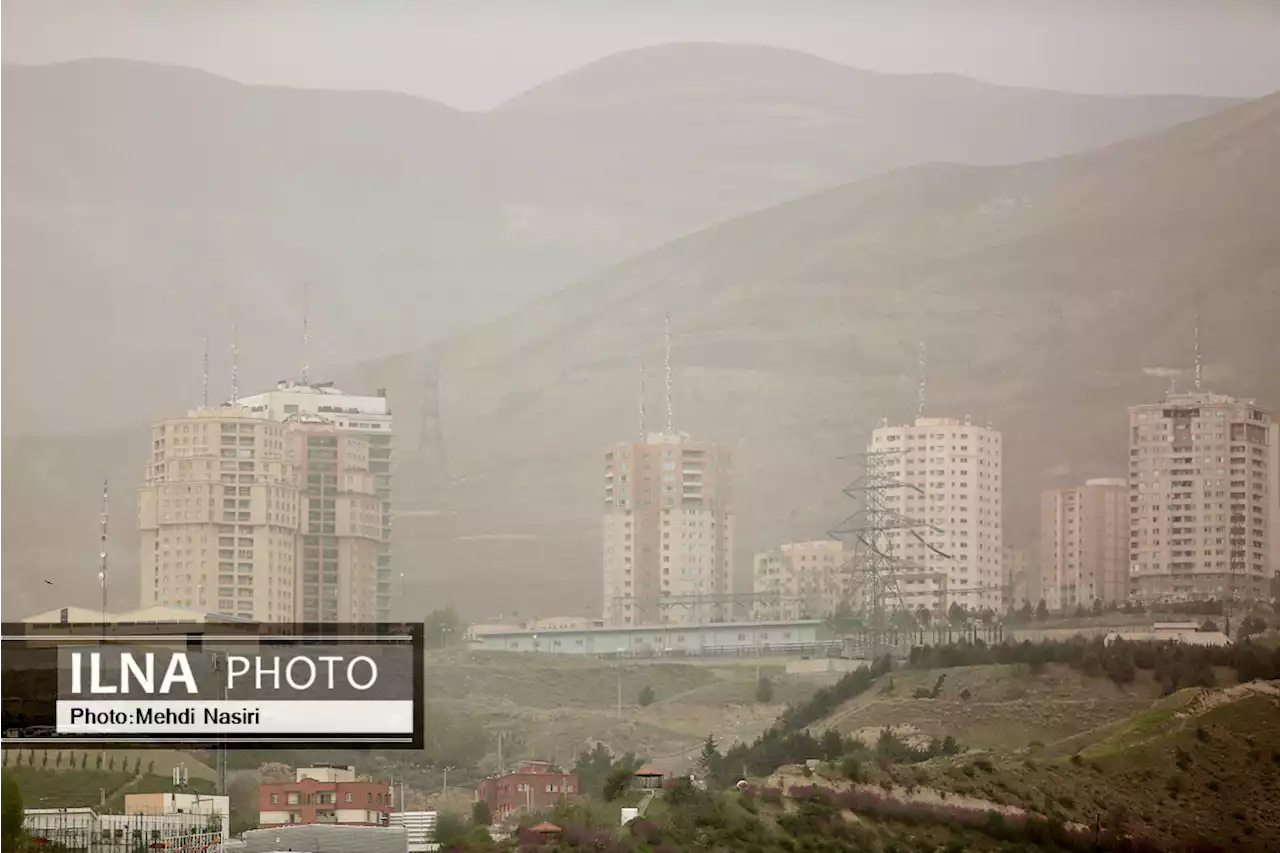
<box><xmin>476</xmin><ymin>761</ymin><xmax>578</xmax><ymax>821</ymax></box>
<box><xmin>258</xmin><ymin>765</ymin><xmax>392</xmax><ymax>828</ymax></box>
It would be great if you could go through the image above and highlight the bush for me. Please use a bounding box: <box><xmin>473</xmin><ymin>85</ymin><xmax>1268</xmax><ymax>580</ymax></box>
<box><xmin>638</xmin><ymin>685</ymin><xmax>656</xmax><ymax>707</ymax></box>
<box><xmin>755</xmin><ymin>676</ymin><xmax>775</xmax><ymax>704</ymax></box>
<box><xmin>841</xmin><ymin>755</ymin><xmax>864</xmax><ymax>783</ymax></box>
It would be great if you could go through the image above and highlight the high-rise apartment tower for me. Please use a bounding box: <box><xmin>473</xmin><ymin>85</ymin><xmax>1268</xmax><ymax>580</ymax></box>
<box><xmin>867</xmin><ymin>417</ymin><xmax>1004</xmax><ymax>613</ymax></box>
<box><xmin>238</xmin><ymin>382</ymin><xmax>394</xmax><ymax>621</ymax></box>
<box><xmin>1040</xmin><ymin>478</ymin><xmax>1128</xmax><ymax>611</ymax></box>
<box><xmin>602</xmin><ymin>432</ymin><xmax>733</xmax><ymax>626</ymax></box>
<box><xmin>1128</xmin><ymin>391</ymin><xmax>1273</xmax><ymax>602</ymax></box>
<box><xmin>137</xmin><ymin>407</ymin><xmax>300</xmax><ymax>621</ymax></box>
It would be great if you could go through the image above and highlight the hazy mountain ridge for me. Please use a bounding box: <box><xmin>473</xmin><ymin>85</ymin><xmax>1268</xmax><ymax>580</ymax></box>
<box><xmin>342</xmin><ymin>92</ymin><xmax>1280</xmax><ymax>614</ymax></box>
<box><xmin>1</xmin><ymin>45</ymin><xmax>1240</xmax><ymax>435</ymax></box>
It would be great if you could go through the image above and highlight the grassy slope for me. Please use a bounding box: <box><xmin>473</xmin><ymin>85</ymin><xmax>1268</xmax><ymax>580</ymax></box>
<box><xmin>915</xmin><ymin>683</ymin><xmax>1280</xmax><ymax>850</ymax></box>
<box><xmin>821</xmin><ymin>663</ymin><xmax>1166</xmax><ymax>751</ymax></box>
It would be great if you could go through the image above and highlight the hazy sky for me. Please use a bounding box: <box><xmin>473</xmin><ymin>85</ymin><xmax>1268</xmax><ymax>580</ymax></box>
<box><xmin>5</xmin><ymin>0</ymin><xmax>1279</xmax><ymax>109</ymax></box>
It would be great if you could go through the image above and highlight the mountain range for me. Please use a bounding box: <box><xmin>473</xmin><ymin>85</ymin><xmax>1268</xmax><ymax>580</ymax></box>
<box><xmin>3</xmin><ymin>46</ymin><xmax>1276</xmax><ymax>620</ymax></box>
<box><xmin>2</xmin><ymin>43</ymin><xmax>1236</xmax><ymax>435</ymax></box>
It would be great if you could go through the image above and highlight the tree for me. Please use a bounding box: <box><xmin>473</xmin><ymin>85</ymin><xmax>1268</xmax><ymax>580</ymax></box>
<box><xmin>1238</xmin><ymin>615</ymin><xmax>1268</xmax><ymax>642</ymax></box>
<box><xmin>227</xmin><ymin>773</ymin><xmax>260</xmax><ymax>835</ymax></box>
<box><xmin>948</xmin><ymin>602</ymin><xmax>967</xmax><ymax>626</ymax></box>
<box><xmin>603</xmin><ymin>766</ymin><xmax>632</xmax><ymax>802</ymax></box>
<box><xmin>638</xmin><ymin>685</ymin><xmax>656</xmax><ymax>707</ymax></box>
<box><xmin>435</xmin><ymin>811</ymin><xmax>468</xmax><ymax>846</ymax></box>
<box><xmin>108</xmin><ymin>755</ymin><xmax>116</xmax><ymax>771</ymax></box>
<box><xmin>1035</xmin><ymin>599</ymin><xmax>1049</xmax><ymax>621</ymax></box>
<box><xmin>41</xmin><ymin>751</ymin><xmax>49</xmax><ymax>768</ymax></box>
<box><xmin>424</xmin><ymin>607</ymin><xmax>467</xmax><ymax>650</ymax></box>
<box><xmin>914</xmin><ymin>606</ymin><xmax>932</xmax><ymax>628</ymax></box>
<box><xmin>755</xmin><ymin>675</ymin><xmax>775</xmax><ymax>704</ymax></box>
<box><xmin>1019</xmin><ymin>600</ymin><xmax>1034</xmax><ymax>622</ymax></box>
<box><xmin>1092</xmin><ymin>598</ymin><xmax>1104</xmax><ymax>615</ymax></box>
<box><xmin>1074</xmin><ymin>602</ymin><xmax>1088</xmax><ymax>618</ymax></box>
<box><xmin>697</xmin><ymin>735</ymin><xmax>724</xmax><ymax>787</ymax></box>
<box><xmin>471</xmin><ymin>799</ymin><xmax>492</xmax><ymax>827</ymax></box>
<box><xmin>147</xmin><ymin>760</ymin><xmax>155</xmax><ymax>775</ymax></box>
<box><xmin>55</xmin><ymin>752</ymin><xmax>63</xmax><ymax>769</ymax></box>
<box><xmin>1</xmin><ymin>771</ymin><xmax>26</xmax><ymax>852</ymax></box>
<box><xmin>81</xmin><ymin>753</ymin><xmax>89</xmax><ymax>770</ymax></box>
<box><xmin>1199</xmin><ymin>619</ymin><xmax>1220</xmax><ymax>633</ymax></box>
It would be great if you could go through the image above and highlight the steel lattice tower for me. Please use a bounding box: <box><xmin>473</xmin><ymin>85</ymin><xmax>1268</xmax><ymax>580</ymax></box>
<box><xmin>829</xmin><ymin>448</ymin><xmax>947</xmax><ymax>655</ymax></box>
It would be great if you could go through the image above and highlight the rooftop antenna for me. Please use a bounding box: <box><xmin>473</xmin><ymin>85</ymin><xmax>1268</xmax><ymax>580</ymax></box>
<box><xmin>99</xmin><ymin>480</ymin><xmax>108</xmax><ymax>638</ymax></box>
<box><xmin>202</xmin><ymin>336</ymin><xmax>210</xmax><ymax>409</ymax></box>
<box><xmin>1193</xmin><ymin>308</ymin><xmax>1203</xmax><ymax>392</ymax></box>
<box><xmin>916</xmin><ymin>340</ymin><xmax>927</xmax><ymax>421</ymax></box>
<box><xmin>639</xmin><ymin>362</ymin><xmax>647</xmax><ymax>441</ymax></box>
<box><xmin>231</xmin><ymin>319</ymin><xmax>239</xmax><ymax>404</ymax></box>
<box><xmin>302</xmin><ymin>282</ymin><xmax>310</xmax><ymax>386</ymax></box>
<box><xmin>664</xmin><ymin>312</ymin><xmax>673</xmax><ymax>435</ymax></box>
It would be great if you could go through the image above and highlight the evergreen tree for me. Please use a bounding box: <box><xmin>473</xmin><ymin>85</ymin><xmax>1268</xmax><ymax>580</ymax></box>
<box><xmin>1</xmin><ymin>771</ymin><xmax>25</xmax><ymax>852</ymax></box>
<box><xmin>638</xmin><ymin>685</ymin><xmax>656</xmax><ymax>706</ymax></box>
<box><xmin>470</xmin><ymin>799</ymin><xmax>492</xmax><ymax>827</ymax></box>
<box><xmin>755</xmin><ymin>675</ymin><xmax>775</xmax><ymax>703</ymax></box>
<box><xmin>1035</xmin><ymin>599</ymin><xmax>1050</xmax><ymax>621</ymax></box>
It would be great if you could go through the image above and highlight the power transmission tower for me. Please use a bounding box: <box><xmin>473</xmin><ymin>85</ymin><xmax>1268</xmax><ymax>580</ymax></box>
<box><xmin>829</xmin><ymin>448</ymin><xmax>947</xmax><ymax>660</ymax></box>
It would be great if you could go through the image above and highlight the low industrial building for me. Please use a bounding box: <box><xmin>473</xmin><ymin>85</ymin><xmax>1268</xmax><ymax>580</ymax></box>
<box><xmin>389</xmin><ymin>810</ymin><xmax>439</xmax><ymax>852</ymax></box>
<box><xmin>24</xmin><ymin>807</ymin><xmax>223</xmax><ymax>852</ymax></box>
<box><xmin>238</xmin><ymin>823</ymin><xmax>407</xmax><ymax>853</ymax></box>
<box><xmin>468</xmin><ymin>619</ymin><xmax>835</xmax><ymax>656</ymax></box>
<box><xmin>123</xmin><ymin>792</ymin><xmax>231</xmax><ymax>840</ymax></box>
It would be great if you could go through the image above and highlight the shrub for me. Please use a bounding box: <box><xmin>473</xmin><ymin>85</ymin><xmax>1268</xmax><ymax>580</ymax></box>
<box><xmin>638</xmin><ymin>685</ymin><xmax>656</xmax><ymax>706</ymax></box>
<box><xmin>754</xmin><ymin>676</ymin><xmax>775</xmax><ymax>704</ymax></box>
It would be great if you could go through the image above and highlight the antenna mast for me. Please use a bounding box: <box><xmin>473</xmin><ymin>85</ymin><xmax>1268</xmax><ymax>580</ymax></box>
<box><xmin>639</xmin><ymin>363</ymin><xmax>647</xmax><ymax>441</ymax></box>
<box><xmin>202</xmin><ymin>337</ymin><xmax>210</xmax><ymax>409</ymax></box>
<box><xmin>231</xmin><ymin>320</ymin><xmax>239</xmax><ymax>404</ymax></box>
<box><xmin>664</xmin><ymin>313</ymin><xmax>673</xmax><ymax>435</ymax></box>
<box><xmin>302</xmin><ymin>282</ymin><xmax>310</xmax><ymax>386</ymax></box>
<box><xmin>99</xmin><ymin>480</ymin><xmax>108</xmax><ymax>635</ymax></box>
<box><xmin>917</xmin><ymin>340</ymin><xmax>927</xmax><ymax>420</ymax></box>
<box><xmin>1193</xmin><ymin>310</ymin><xmax>1202</xmax><ymax>392</ymax></box>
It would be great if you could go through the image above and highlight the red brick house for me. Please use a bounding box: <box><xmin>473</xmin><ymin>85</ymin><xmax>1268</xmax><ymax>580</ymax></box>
<box><xmin>476</xmin><ymin>761</ymin><xmax>579</xmax><ymax>821</ymax></box>
<box><xmin>258</xmin><ymin>765</ymin><xmax>392</xmax><ymax>828</ymax></box>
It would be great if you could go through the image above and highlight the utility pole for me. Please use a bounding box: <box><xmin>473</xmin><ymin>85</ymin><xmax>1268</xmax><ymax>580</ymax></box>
<box><xmin>442</xmin><ymin>766</ymin><xmax>455</xmax><ymax>799</ymax></box>
<box><xmin>211</xmin><ymin>653</ymin><xmax>227</xmax><ymax>796</ymax></box>
<box><xmin>616</xmin><ymin>668</ymin><xmax>622</xmax><ymax>719</ymax></box>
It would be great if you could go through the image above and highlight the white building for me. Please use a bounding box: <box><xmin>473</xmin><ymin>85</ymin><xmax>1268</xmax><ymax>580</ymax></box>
<box><xmin>752</xmin><ymin>540</ymin><xmax>850</xmax><ymax>620</ymax></box>
<box><xmin>238</xmin><ymin>381</ymin><xmax>395</xmax><ymax>621</ymax></box>
<box><xmin>124</xmin><ymin>792</ymin><xmax>231</xmax><ymax>841</ymax></box>
<box><xmin>24</xmin><ymin>807</ymin><xmax>223</xmax><ymax>852</ymax></box>
<box><xmin>389</xmin><ymin>811</ymin><xmax>439</xmax><ymax>851</ymax></box>
<box><xmin>1128</xmin><ymin>391</ymin><xmax>1275</xmax><ymax>603</ymax></box>
<box><xmin>602</xmin><ymin>431</ymin><xmax>734</xmax><ymax>627</ymax></box>
<box><xmin>869</xmin><ymin>416</ymin><xmax>1004</xmax><ymax>613</ymax></box>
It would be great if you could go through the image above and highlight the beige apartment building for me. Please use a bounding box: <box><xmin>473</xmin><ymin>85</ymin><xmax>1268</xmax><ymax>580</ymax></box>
<box><xmin>868</xmin><ymin>416</ymin><xmax>1004</xmax><ymax>614</ymax></box>
<box><xmin>238</xmin><ymin>381</ymin><xmax>394</xmax><ymax>621</ymax></box>
<box><xmin>1002</xmin><ymin>546</ymin><xmax>1041</xmax><ymax>609</ymax></box>
<box><xmin>288</xmin><ymin>417</ymin><xmax>383</xmax><ymax>623</ymax></box>
<box><xmin>602</xmin><ymin>432</ymin><xmax>733</xmax><ymax>627</ymax></box>
<box><xmin>1040</xmin><ymin>478</ymin><xmax>1128</xmax><ymax>611</ymax></box>
<box><xmin>137</xmin><ymin>407</ymin><xmax>301</xmax><ymax>622</ymax></box>
<box><xmin>752</xmin><ymin>540</ymin><xmax>849</xmax><ymax>621</ymax></box>
<box><xmin>1128</xmin><ymin>391</ymin><xmax>1274</xmax><ymax>603</ymax></box>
